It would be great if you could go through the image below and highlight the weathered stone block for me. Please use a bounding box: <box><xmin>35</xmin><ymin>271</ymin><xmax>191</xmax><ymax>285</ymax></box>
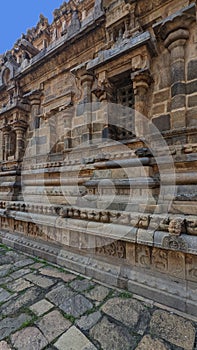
<box><xmin>187</xmin><ymin>59</ymin><xmax>197</xmax><ymax>81</ymax></box>
<box><xmin>152</xmin><ymin>114</ymin><xmax>171</xmax><ymax>131</ymax></box>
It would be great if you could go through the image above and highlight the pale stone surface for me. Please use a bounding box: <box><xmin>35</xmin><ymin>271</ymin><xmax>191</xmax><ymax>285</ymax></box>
<box><xmin>85</xmin><ymin>285</ymin><xmax>110</xmax><ymax>301</ymax></box>
<box><xmin>0</xmin><ymin>313</ymin><xmax>31</xmax><ymax>340</ymax></box>
<box><xmin>90</xmin><ymin>317</ymin><xmax>134</xmax><ymax>350</ymax></box>
<box><xmin>0</xmin><ymin>289</ymin><xmax>11</xmax><ymax>303</ymax></box>
<box><xmin>76</xmin><ymin>311</ymin><xmax>102</xmax><ymax>330</ymax></box>
<box><xmin>1</xmin><ymin>287</ymin><xmax>42</xmax><ymax>316</ymax></box>
<box><xmin>59</xmin><ymin>294</ymin><xmax>93</xmax><ymax>317</ymax></box>
<box><xmin>13</xmin><ymin>258</ymin><xmax>34</xmax><ymax>269</ymax></box>
<box><xmin>0</xmin><ymin>341</ymin><xmax>12</xmax><ymax>350</ymax></box>
<box><xmin>136</xmin><ymin>335</ymin><xmax>170</xmax><ymax>350</ymax></box>
<box><xmin>54</xmin><ymin>326</ymin><xmax>97</xmax><ymax>350</ymax></box>
<box><xmin>11</xmin><ymin>327</ymin><xmax>48</xmax><ymax>350</ymax></box>
<box><xmin>39</xmin><ymin>267</ymin><xmax>76</xmax><ymax>282</ymax></box>
<box><xmin>9</xmin><ymin>268</ymin><xmax>31</xmax><ymax>280</ymax></box>
<box><xmin>7</xmin><ymin>278</ymin><xmax>33</xmax><ymax>292</ymax></box>
<box><xmin>101</xmin><ymin>297</ymin><xmax>145</xmax><ymax>327</ymax></box>
<box><xmin>30</xmin><ymin>299</ymin><xmax>54</xmax><ymax>316</ymax></box>
<box><xmin>46</xmin><ymin>283</ymin><xmax>75</xmax><ymax>306</ymax></box>
<box><xmin>36</xmin><ymin>310</ymin><xmax>71</xmax><ymax>342</ymax></box>
<box><xmin>24</xmin><ymin>273</ymin><xmax>55</xmax><ymax>288</ymax></box>
<box><xmin>69</xmin><ymin>279</ymin><xmax>95</xmax><ymax>292</ymax></box>
<box><xmin>150</xmin><ymin>310</ymin><xmax>196</xmax><ymax>350</ymax></box>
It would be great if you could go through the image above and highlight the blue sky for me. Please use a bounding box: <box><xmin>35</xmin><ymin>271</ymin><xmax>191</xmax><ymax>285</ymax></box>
<box><xmin>0</xmin><ymin>1</ymin><xmax>64</xmax><ymax>54</ymax></box>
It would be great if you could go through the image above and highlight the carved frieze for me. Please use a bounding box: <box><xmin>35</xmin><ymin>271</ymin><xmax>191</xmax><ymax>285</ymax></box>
<box><xmin>162</xmin><ymin>235</ymin><xmax>188</xmax><ymax>252</ymax></box>
<box><xmin>96</xmin><ymin>238</ymin><xmax>126</xmax><ymax>259</ymax></box>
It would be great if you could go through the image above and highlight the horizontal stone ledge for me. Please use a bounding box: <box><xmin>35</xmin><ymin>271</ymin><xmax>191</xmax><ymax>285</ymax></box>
<box><xmin>1</xmin><ymin>211</ymin><xmax>197</xmax><ymax>254</ymax></box>
<box><xmin>85</xmin><ymin>177</ymin><xmax>159</xmax><ymax>188</ymax></box>
<box><xmin>87</xmin><ymin>31</ymin><xmax>156</xmax><ymax>70</ymax></box>
<box><xmin>161</xmin><ymin>172</ymin><xmax>197</xmax><ymax>184</ymax></box>
<box><xmin>94</xmin><ymin>157</ymin><xmax>151</xmax><ymax>169</ymax></box>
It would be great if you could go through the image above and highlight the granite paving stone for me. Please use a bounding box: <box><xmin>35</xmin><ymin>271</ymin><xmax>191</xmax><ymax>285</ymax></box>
<box><xmin>0</xmin><ymin>341</ymin><xmax>12</xmax><ymax>350</ymax></box>
<box><xmin>24</xmin><ymin>272</ymin><xmax>56</xmax><ymax>288</ymax></box>
<box><xmin>69</xmin><ymin>279</ymin><xmax>95</xmax><ymax>292</ymax></box>
<box><xmin>11</xmin><ymin>326</ymin><xmax>48</xmax><ymax>350</ymax></box>
<box><xmin>0</xmin><ymin>286</ymin><xmax>43</xmax><ymax>316</ymax></box>
<box><xmin>46</xmin><ymin>283</ymin><xmax>75</xmax><ymax>306</ymax></box>
<box><xmin>54</xmin><ymin>326</ymin><xmax>97</xmax><ymax>350</ymax></box>
<box><xmin>13</xmin><ymin>258</ymin><xmax>34</xmax><ymax>269</ymax></box>
<box><xmin>135</xmin><ymin>335</ymin><xmax>170</xmax><ymax>350</ymax></box>
<box><xmin>39</xmin><ymin>266</ymin><xmax>76</xmax><ymax>282</ymax></box>
<box><xmin>0</xmin><ymin>288</ymin><xmax>12</xmax><ymax>303</ymax></box>
<box><xmin>76</xmin><ymin>311</ymin><xmax>102</xmax><ymax>331</ymax></box>
<box><xmin>150</xmin><ymin>310</ymin><xmax>196</xmax><ymax>350</ymax></box>
<box><xmin>0</xmin><ymin>313</ymin><xmax>31</xmax><ymax>340</ymax></box>
<box><xmin>30</xmin><ymin>299</ymin><xmax>54</xmax><ymax>316</ymax></box>
<box><xmin>7</xmin><ymin>278</ymin><xmax>33</xmax><ymax>292</ymax></box>
<box><xmin>101</xmin><ymin>297</ymin><xmax>146</xmax><ymax>328</ymax></box>
<box><xmin>36</xmin><ymin>310</ymin><xmax>71</xmax><ymax>342</ymax></box>
<box><xmin>85</xmin><ymin>285</ymin><xmax>110</xmax><ymax>302</ymax></box>
<box><xmin>59</xmin><ymin>294</ymin><xmax>93</xmax><ymax>317</ymax></box>
<box><xmin>9</xmin><ymin>268</ymin><xmax>31</xmax><ymax>280</ymax></box>
<box><xmin>90</xmin><ymin>316</ymin><xmax>134</xmax><ymax>350</ymax></box>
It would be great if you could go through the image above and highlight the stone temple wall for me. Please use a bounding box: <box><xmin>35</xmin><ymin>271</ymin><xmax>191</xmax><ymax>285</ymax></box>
<box><xmin>0</xmin><ymin>0</ymin><xmax>197</xmax><ymax>315</ymax></box>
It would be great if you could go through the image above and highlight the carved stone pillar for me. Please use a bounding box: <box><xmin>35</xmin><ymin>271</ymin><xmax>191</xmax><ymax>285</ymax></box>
<box><xmin>3</xmin><ymin>128</ymin><xmax>10</xmax><ymax>161</ymax></box>
<box><xmin>29</xmin><ymin>91</ymin><xmax>42</xmax><ymax>129</ymax></box>
<box><xmin>131</xmin><ymin>69</ymin><xmax>152</xmax><ymax>137</ymax></box>
<box><xmin>13</xmin><ymin>124</ymin><xmax>26</xmax><ymax>161</ymax></box>
<box><xmin>153</xmin><ymin>4</ymin><xmax>196</xmax><ymax>129</ymax></box>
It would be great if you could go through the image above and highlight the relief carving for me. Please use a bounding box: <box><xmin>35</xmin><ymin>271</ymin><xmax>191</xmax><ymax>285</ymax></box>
<box><xmin>186</xmin><ymin>255</ymin><xmax>197</xmax><ymax>282</ymax></box>
<box><xmin>152</xmin><ymin>248</ymin><xmax>168</xmax><ymax>272</ymax></box>
<box><xmin>136</xmin><ymin>245</ymin><xmax>151</xmax><ymax>267</ymax></box>
<box><xmin>162</xmin><ymin>236</ymin><xmax>188</xmax><ymax>252</ymax></box>
<box><xmin>96</xmin><ymin>238</ymin><xmax>126</xmax><ymax>259</ymax></box>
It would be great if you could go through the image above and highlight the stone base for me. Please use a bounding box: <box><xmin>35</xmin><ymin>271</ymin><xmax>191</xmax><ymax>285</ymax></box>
<box><xmin>1</xmin><ymin>229</ymin><xmax>196</xmax><ymax>317</ymax></box>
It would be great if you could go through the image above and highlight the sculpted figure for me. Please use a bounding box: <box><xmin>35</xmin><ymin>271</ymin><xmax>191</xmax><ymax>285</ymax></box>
<box><xmin>168</xmin><ymin>218</ymin><xmax>183</xmax><ymax>236</ymax></box>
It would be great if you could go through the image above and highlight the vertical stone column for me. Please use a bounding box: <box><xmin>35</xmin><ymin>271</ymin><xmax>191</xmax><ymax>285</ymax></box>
<box><xmin>164</xmin><ymin>29</ymin><xmax>189</xmax><ymax>129</ymax></box>
<box><xmin>29</xmin><ymin>92</ymin><xmax>42</xmax><ymax>129</ymax></box>
<box><xmin>14</xmin><ymin>125</ymin><xmax>26</xmax><ymax>161</ymax></box>
<box><xmin>131</xmin><ymin>69</ymin><xmax>152</xmax><ymax>137</ymax></box>
<box><xmin>153</xmin><ymin>4</ymin><xmax>196</xmax><ymax>129</ymax></box>
<box><xmin>72</xmin><ymin>64</ymin><xmax>94</xmax><ymax>145</ymax></box>
<box><xmin>3</xmin><ymin>129</ymin><xmax>10</xmax><ymax>161</ymax></box>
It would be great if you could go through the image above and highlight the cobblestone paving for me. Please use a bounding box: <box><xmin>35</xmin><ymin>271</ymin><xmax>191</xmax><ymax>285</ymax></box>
<box><xmin>0</xmin><ymin>244</ymin><xmax>197</xmax><ymax>350</ymax></box>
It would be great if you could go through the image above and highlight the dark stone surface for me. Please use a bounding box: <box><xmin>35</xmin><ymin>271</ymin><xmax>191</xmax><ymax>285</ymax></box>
<box><xmin>152</xmin><ymin>114</ymin><xmax>171</xmax><ymax>132</ymax></box>
<box><xmin>171</xmin><ymin>95</ymin><xmax>185</xmax><ymax>110</ymax></box>
<box><xmin>187</xmin><ymin>80</ymin><xmax>197</xmax><ymax>94</ymax></box>
<box><xmin>171</xmin><ymin>82</ymin><xmax>186</xmax><ymax>97</ymax></box>
<box><xmin>188</xmin><ymin>60</ymin><xmax>197</xmax><ymax>81</ymax></box>
<box><xmin>188</xmin><ymin>95</ymin><xmax>197</xmax><ymax>108</ymax></box>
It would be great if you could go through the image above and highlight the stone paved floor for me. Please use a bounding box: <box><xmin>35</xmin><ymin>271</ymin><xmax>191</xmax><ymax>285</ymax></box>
<box><xmin>0</xmin><ymin>244</ymin><xmax>197</xmax><ymax>350</ymax></box>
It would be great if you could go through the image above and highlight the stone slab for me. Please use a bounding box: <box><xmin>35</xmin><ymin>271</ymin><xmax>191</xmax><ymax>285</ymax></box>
<box><xmin>136</xmin><ymin>335</ymin><xmax>170</xmax><ymax>350</ymax></box>
<box><xmin>24</xmin><ymin>273</ymin><xmax>55</xmax><ymax>288</ymax></box>
<box><xmin>85</xmin><ymin>285</ymin><xmax>110</xmax><ymax>301</ymax></box>
<box><xmin>0</xmin><ymin>341</ymin><xmax>12</xmax><ymax>350</ymax></box>
<box><xmin>69</xmin><ymin>279</ymin><xmax>95</xmax><ymax>292</ymax></box>
<box><xmin>54</xmin><ymin>326</ymin><xmax>97</xmax><ymax>350</ymax></box>
<box><xmin>150</xmin><ymin>310</ymin><xmax>196</xmax><ymax>350</ymax></box>
<box><xmin>59</xmin><ymin>294</ymin><xmax>93</xmax><ymax>317</ymax></box>
<box><xmin>7</xmin><ymin>278</ymin><xmax>33</xmax><ymax>292</ymax></box>
<box><xmin>36</xmin><ymin>310</ymin><xmax>71</xmax><ymax>342</ymax></box>
<box><xmin>0</xmin><ymin>313</ymin><xmax>31</xmax><ymax>341</ymax></box>
<box><xmin>101</xmin><ymin>297</ymin><xmax>146</xmax><ymax>328</ymax></box>
<box><xmin>76</xmin><ymin>311</ymin><xmax>102</xmax><ymax>330</ymax></box>
<box><xmin>30</xmin><ymin>299</ymin><xmax>54</xmax><ymax>316</ymax></box>
<box><xmin>39</xmin><ymin>266</ymin><xmax>76</xmax><ymax>282</ymax></box>
<box><xmin>46</xmin><ymin>283</ymin><xmax>75</xmax><ymax>306</ymax></box>
<box><xmin>11</xmin><ymin>326</ymin><xmax>48</xmax><ymax>350</ymax></box>
<box><xmin>90</xmin><ymin>317</ymin><xmax>135</xmax><ymax>350</ymax></box>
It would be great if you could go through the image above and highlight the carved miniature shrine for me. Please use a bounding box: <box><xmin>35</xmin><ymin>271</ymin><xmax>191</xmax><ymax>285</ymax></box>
<box><xmin>0</xmin><ymin>0</ymin><xmax>197</xmax><ymax>315</ymax></box>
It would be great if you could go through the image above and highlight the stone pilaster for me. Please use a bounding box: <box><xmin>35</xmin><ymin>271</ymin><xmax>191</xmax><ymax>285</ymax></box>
<box><xmin>153</xmin><ymin>4</ymin><xmax>196</xmax><ymax>129</ymax></box>
<box><xmin>13</xmin><ymin>123</ymin><xmax>27</xmax><ymax>161</ymax></box>
<box><xmin>131</xmin><ymin>69</ymin><xmax>152</xmax><ymax>137</ymax></box>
